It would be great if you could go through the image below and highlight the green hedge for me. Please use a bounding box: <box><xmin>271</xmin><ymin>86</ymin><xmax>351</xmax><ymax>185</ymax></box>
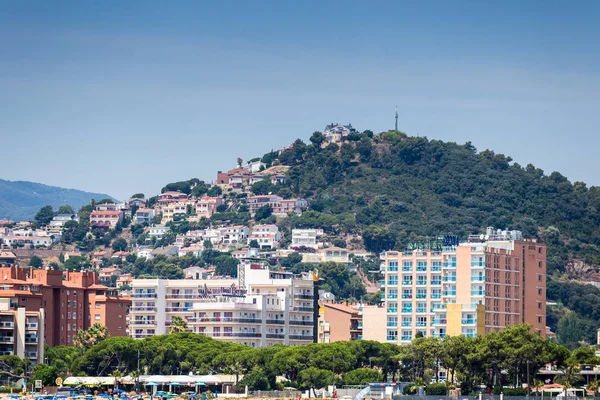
<box><xmin>426</xmin><ymin>383</ymin><xmax>448</xmax><ymax>395</ymax></box>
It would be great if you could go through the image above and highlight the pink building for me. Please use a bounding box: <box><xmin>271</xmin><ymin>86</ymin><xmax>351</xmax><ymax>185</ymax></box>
<box><xmin>196</xmin><ymin>196</ymin><xmax>224</xmax><ymax>218</ymax></box>
<box><xmin>246</xmin><ymin>195</ymin><xmax>309</xmax><ymax>216</ymax></box>
<box><xmin>90</xmin><ymin>210</ymin><xmax>123</xmax><ymax>229</ymax></box>
<box><xmin>158</xmin><ymin>191</ymin><xmax>188</xmax><ymax>208</ymax></box>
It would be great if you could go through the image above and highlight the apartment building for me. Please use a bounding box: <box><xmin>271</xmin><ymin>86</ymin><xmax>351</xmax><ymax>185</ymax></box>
<box><xmin>363</xmin><ymin>228</ymin><xmax>546</xmax><ymax>343</ymax></box>
<box><xmin>90</xmin><ymin>210</ymin><xmax>123</xmax><ymax>229</ymax></box>
<box><xmin>0</xmin><ymin>267</ymin><xmax>130</xmax><ymax>347</ymax></box>
<box><xmin>134</xmin><ymin>208</ymin><xmax>156</xmax><ymax>224</ymax></box>
<box><xmin>249</xmin><ymin>225</ymin><xmax>282</xmax><ymax>249</ymax></box>
<box><xmin>196</xmin><ymin>196</ymin><xmax>224</xmax><ymax>218</ymax></box>
<box><xmin>246</xmin><ymin>195</ymin><xmax>309</xmax><ymax>217</ymax></box>
<box><xmin>157</xmin><ymin>192</ymin><xmax>188</xmax><ymax>209</ymax></box>
<box><xmin>291</xmin><ymin>228</ymin><xmax>323</xmax><ymax>249</ymax></box>
<box><xmin>0</xmin><ymin>298</ymin><xmax>44</xmax><ymax>365</ymax></box>
<box><xmin>130</xmin><ymin>262</ymin><xmax>315</xmax><ymax>347</ymax></box>
<box><xmin>318</xmin><ymin>302</ymin><xmax>362</xmax><ymax>343</ymax></box>
<box><xmin>2</xmin><ymin>236</ymin><xmax>53</xmax><ymax>248</ymax></box>
<box><xmin>222</xmin><ymin>226</ymin><xmax>250</xmax><ymax>245</ymax></box>
<box><xmin>162</xmin><ymin>201</ymin><xmax>194</xmax><ymax>224</ymax></box>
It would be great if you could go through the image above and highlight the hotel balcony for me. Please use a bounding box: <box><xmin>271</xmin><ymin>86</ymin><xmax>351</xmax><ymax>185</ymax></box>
<box><xmin>25</xmin><ymin>323</ymin><xmax>38</xmax><ymax>330</ymax></box>
<box><xmin>443</xmin><ymin>262</ymin><xmax>456</xmax><ymax>268</ymax></box>
<box><xmin>386</xmin><ymin>321</ymin><xmax>398</xmax><ymax>327</ymax></box>
<box><xmin>130</xmin><ymin>320</ymin><xmax>157</xmax><ymax>326</ymax></box>
<box><xmin>132</xmin><ymin>293</ymin><xmax>158</xmax><ymax>299</ymax></box>
<box><xmin>0</xmin><ymin>322</ymin><xmax>14</xmax><ymax>329</ymax></box>
<box><xmin>25</xmin><ymin>336</ymin><xmax>38</xmax><ymax>344</ymax></box>
<box><xmin>289</xmin><ymin>335</ymin><xmax>314</xmax><ymax>341</ymax></box>
<box><xmin>289</xmin><ymin>320</ymin><xmax>313</xmax><ymax>326</ymax></box>
<box><xmin>294</xmin><ymin>294</ymin><xmax>314</xmax><ymax>300</ymax></box>
<box><xmin>0</xmin><ymin>337</ymin><xmax>14</xmax><ymax>344</ymax></box>
<box><xmin>471</xmin><ymin>276</ymin><xmax>485</xmax><ymax>282</ymax></box>
<box><xmin>471</xmin><ymin>261</ymin><xmax>485</xmax><ymax>268</ymax></box>
<box><xmin>165</xmin><ymin>307</ymin><xmax>193</xmax><ymax>312</ymax></box>
<box><xmin>131</xmin><ymin>306</ymin><xmax>158</xmax><ymax>312</ymax></box>
<box><xmin>266</xmin><ymin>319</ymin><xmax>285</xmax><ymax>325</ymax></box>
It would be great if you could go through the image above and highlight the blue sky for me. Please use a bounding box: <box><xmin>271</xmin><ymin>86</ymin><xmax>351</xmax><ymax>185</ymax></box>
<box><xmin>1</xmin><ymin>1</ymin><xmax>598</xmax><ymax>200</ymax></box>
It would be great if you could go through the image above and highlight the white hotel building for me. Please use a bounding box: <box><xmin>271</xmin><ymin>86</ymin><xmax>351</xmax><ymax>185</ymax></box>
<box><xmin>130</xmin><ymin>261</ymin><xmax>315</xmax><ymax>347</ymax></box>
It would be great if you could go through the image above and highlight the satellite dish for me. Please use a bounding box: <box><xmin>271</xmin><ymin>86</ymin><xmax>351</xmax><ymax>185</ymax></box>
<box><xmin>479</xmin><ymin>234</ymin><xmax>484</xmax><ymax>240</ymax></box>
<box><xmin>484</xmin><ymin>235</ymin><xmax>489</xmax><ymax>240</ymax></box>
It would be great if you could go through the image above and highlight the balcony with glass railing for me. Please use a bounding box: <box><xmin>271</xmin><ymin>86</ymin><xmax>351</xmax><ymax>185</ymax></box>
<box><xmin>402</xmin><ymin>266</ymin><xmax>413</xmax><ymax>272</ymax></box>
<box><xmin>401</xmin><ymin>321</ymin><xmax>412</xmax><ymax>327</ymax></box>
<box><xmin>464</xmin><ymin>333</ymin><xmax>477</xmax><ymax>337</ymax></box>
<box><xmin>431</xmin><ymin>318</ymin><xmax>447</xmax><ymax>325</ymax></box>
<box><xmin>431</xmin><ymin>293</ymin><xmax>441</xmax><ymax>299</ymax></box>
<box><xmin>471</xmin><ymin>290</ymin><xmax>485</xmax><ymax>296</ymax></box>
<box><xmin>132</xmin><ymin>292</ymin><xmax>157</xmax><ymax>299</ymax></box>
<box><xmin>388</xmin><ymin>265</ymin><xmax>398</xmax><ymax>272</ymax></box>
<box><xmin>401</xmin><ymin>293</ymin><xmax>413</xmax><ymax>299</ymax></box>
<box><xmin>443</xmin><ymin>276</ymin><xmax>457</xmax><ymax>282</ymax></box>
<box><xmin>416</xmin><ymin>307</ymin><xmax>427</xmax><ymax>313</ymax></box>
<box><xmin>416</xmin><ymin>266</ymin><xmax>427</xmax><ymax>272</ymax></box>
<box><xmin>416</xmin><ymin>280</ymin><xmax>427</xmax><ymax>286</ymax></box>
<box><xmin>387</xmin><ymin>307</ymin><xmax>398</xmax><ymax>313</ymax></box>
<box><xmin>387</xmin><ymin>335</ymin><xmax>398</xmax><ymax>341</ymax></box>
<box><xmin>387</xmin><ymin>321</ymin><xmax>398</xmax><ymax>327</ymax></box>
<box><xmin>401</xmin><ymin>307</ymin><xmax>413</xmax><ymax>313</ymax></box>
<box><xmin>471</xmin><ymin>276</ymin><xmax>485</xmax><ymax>282</ymax></box>
<box><xmin>443</xmin><ymin>290</ymin><xmax>456</xmax><ymax>297</ymax></box>
<box><xmin>432</xmin><ymin>332</ymin><xmax>447</xmax><ymax>338</ymax></box>
<box><xmin>471</xmin><ymin>261</ymin><xmax>485</xmax><ymax>267</ymax></box>
<box><xmin>430</xmin><ymin>280</ymin><xmax>442</xmax><ymax>286</ymax></box>
<box><xmin>388</xmin><ymin>293</ymin><xmax>398</xmax><ymax>299</ymax></box>
<box><xmin>416</xmin><ymin>293</ymin><xmax>427</xmax><ymax>299</ymax></box>
<box><xmin>461</xmin><ymin>319</ymin><xmax>477</xmax><ymax>325</ymax></box>
<box><xmin>431</xmin><ymin>265</ymin><xmax>442</xmax><ymax>272</ymax></box>
<box><xmin>416</xmin><ymin>321</ymin><xmax>427</xmax><ymax>327</ymax></box>
<box><xmin>388</xmin><ymin>280</ymin><xmax>399</xmax><ymax>286</ymax></box>
<box><xmin>443</xmin><ymin>261</ymin><xmax>457</xmax><ymax>268</ymax></box>
<box><xmin>401</xmin><ymin>280</ymin><xmax>412</xmax><ymax>286</ymax></box>
<box><xmin>401</xmin><ymin>335</ymin><xmax>412</xmax><ymax>341</ymax></box>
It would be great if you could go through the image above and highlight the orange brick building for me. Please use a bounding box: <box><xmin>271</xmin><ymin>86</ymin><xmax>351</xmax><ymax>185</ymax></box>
<box><xmin>0</xmin><ymin>267</ymin><xmax>130</xmax><ymax>347</ymax></box>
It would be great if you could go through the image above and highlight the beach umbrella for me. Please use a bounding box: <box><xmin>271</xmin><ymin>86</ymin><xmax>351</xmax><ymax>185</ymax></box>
<box><xmin>145</xmin><ymin>382</ymin><xmax>159</xmax><ymax>387</ymax></box>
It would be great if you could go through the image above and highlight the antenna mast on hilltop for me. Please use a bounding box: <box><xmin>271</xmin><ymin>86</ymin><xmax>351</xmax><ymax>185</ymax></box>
<box><xmin>395</xmin><ymin>106</ymin><xmax>398</xmax><ymax>133</ymax></box>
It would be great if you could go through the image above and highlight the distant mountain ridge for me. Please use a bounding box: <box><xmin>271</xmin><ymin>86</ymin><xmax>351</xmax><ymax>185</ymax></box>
<box><xmin>0</xmin><ymin>179</ymin><xmax>114</xmax><ymax>221</ymax></box>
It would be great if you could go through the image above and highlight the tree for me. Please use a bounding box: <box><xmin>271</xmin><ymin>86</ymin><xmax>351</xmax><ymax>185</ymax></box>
<box><xmin>249</xmin><ymin>239</ymin><xmax>259</xmax><ymax>249</ymax></box>
<box><xmin>207</xmin><ymin>186</ymin><xmax>222</xmax><ymax>197</ymax></box>
<box><xmin>280</xmin><ymin>252</ymin><xmax>303</xmax><ymax>269</ymax></box>
<box><xmin>131</xmin><ymin>193</ymin><xmax>145</xmax><ymax>199</ymax></box>
<box><xmin>31</xmin><ymin>363</ymin><xmax>58</xmax><ymax>386</ymax></box>
<box><xmin>255</xmin><ymin>205</ymin><xmax>273</xmax><ymax>221</ymax></box>
<box><xmin>342</xmin><ymin>368</ymin><xmax>381</xmax><ymax>385</ymax></box>
<box><xmin>169</xmin><ymin>316</ymin><xmax>188</xmax><ymax>334</ymax></box>
<box><xmin>238</xmin><ymin>366</ymin><xmax>270</xmax><ymax>390</ymax></box>
<box><xmin>309</xmin><ymin>131</ymin><xmax>325</xmax><ymax>148</ymax></box>
<box><xmin>56</xmin><ymin>205</ymin><xmax>75</xmax><ymax>215</ymax></box>
<box><xmin>74</xmin><ymin>323</ymin><xmax>110</xmax><ymax>350</ymax></box>
<box><xmin>29</xmin><ymin>256</ymin><xmax>43</xmax><ymax>269</ymax></box>
<box><xmin>298</xmin><ymin>367</ymin><xmax>337</xmax><ymax>397</ymax></box>
<box><xmin>112</xmin><ymin>238</ymin><xmax>128</xmax><ymax>252</ymax></box>
<box><xmin>34</xmin><ymin>205</ymin><xmax>54</xmax><ymax>225</ymax></box>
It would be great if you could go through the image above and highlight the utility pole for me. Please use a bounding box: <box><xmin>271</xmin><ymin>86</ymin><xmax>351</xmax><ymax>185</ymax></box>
<box><xmin>395</xmin><ymin>106</ymin><xmax>398</xmax><ymax>133</ymax></box>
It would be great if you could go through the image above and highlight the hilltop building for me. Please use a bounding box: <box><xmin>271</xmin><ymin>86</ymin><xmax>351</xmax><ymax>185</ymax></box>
<box><xmin>363</xmin><ymin>227</ymin><xmax>546</xmax><ymax>343</ymax></box>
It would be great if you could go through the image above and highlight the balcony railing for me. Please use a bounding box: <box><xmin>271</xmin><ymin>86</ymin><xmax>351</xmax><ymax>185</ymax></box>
<box><xmin>25</xmin><ymin>337</ymin><xmax>38</xmax><ymax>343</ymax></box>
<box><xmin>387</xmin><ymin>321</ymin><xmax>398</xmax><ymax>327</ymax></box>
<box><xmin>401</xmin><ymin>321</ymin><xmax>412</xmax><ymax>327</ymax></box>
<box><xmin>443</xmin><ymin>276</ymin><xmax>457</xmax><ymax>282</ymax></box>
<box><xmin>430</xmin><ymin>280</ymin><xmax>442</xmax><ymax>285</ymax></box>
<box><xmin>0</xmin><ymin>337</ymin><xmax>14</xmax><ymax>343</ymax></box>
<box><xmin>289</xmin><ymin>335</ymin><xmax>313</xmax><ymax>340</ymax></box>
<box><xmin>166</xmin><ymin>294</ymin><xmax>202</xmax><ymax>299</ymax></box>
<box><xmin>416</xmin><ymin>281</ymin><xmax>427</xmax><ymax>286</ymax></box>
<box><xmin>462</xmin><ymin>319</ymin><xmax>477</xmax><ymax>325</ymax></box>
<box><xmin>0</xmin><ymin>351</ymin><xmax>13</xmax><ymax>356</ymax></box>
<box><xmin>387</xmin><ymin>308</ymin><xmax>398</xmax><ymax>313</ymax></box>
<box><xmin>416</xmin><ymin>321</ymin><xmax>427</xmax><ymax>327</ymax></box>
<box><xmin>132</xmin><ymin>293</ymin><xmax>157</xmax><ymax>298</ymax></box>
<box><xmin>0</xmin><ymin>322</ymin><xmax>14</xmax><ymax>328</ymax></box>
<box><xmin>416</xmin><ymin>266</ymin><xmax>427</xmax><ymax>272</ymax></box>
<box><xmin>401</xmin><ymin>307</ymin><xmax>412</xmax><ymax>313</ymax></box>
<box><xmin>402</xmin><ymin>267</ymin><xmax>413</xmax><ymax>272</ymax></box>
<box><xmin>432</xmin><ymin>333</ymin><xmax>447</xmax><ymax>338</ymax></box>
<box><xmin>293</xmin><ymin>307</ymin><xmax>314</xmax><ymax>313</ymax></box>
<box><xmin>387</xmin><ymin>281</ymin><xmax>398</xmax><ymax>286</ymax></box>
<box><xmin>432</xmin><ymin>319</ymin><xmax>447</xmax><ymax>325</ymax></box>
<box><xmin>471</xmin><ymin>261</ymin><xmax>485</xmax><ymax>267</ymax></box>
<box><xmin>443</xmin><ymin>262</ymin><xmax>456</xmax><ymax>268</ymax></box>
<box><xmin>401</xmin><ymin>281</ymin><xmax>412</xmax><ymax>286</ymax></box>
<box><xmin>387</xmin><ymin>336</ymin><xmax>398</xmax><ymax>341</ymax></box>
<box><xmin>165</xmin><ymin>307</ymin><xmax>193</xmax><ymax>312</ymax></box>
<box><xmin>443</xmin><ymin>291</ymin><xmax>456</xmax><ymax>297</ymax></box>
<box><xmin>289</xmin><ymin>320</ymin><xmax>313</xmax><ymax>326</ymax></box>
<box><xmin>388</xmin><ymin>266</ymin><xmax>398</xmax><ymax>272</ymax></box>
<box><xmin>401</xmin><ymin>336</ymin><xmax>413</xmax><ymax>341</ymax></box>
<box><xmin>416</xmin><ymin>308</ymin><xmax>427</xmax><ymax>313</ymax></box>
<box><xmin>471</xmin><ymin>290</ymin><xmax>485</xmax><ymax>296</ymax></box>
<box><xmin>387</xmin><ymin>293</ymin><xmax>398</xmax><ymax>299</ymax></box>
<box><xmin>132</xmin><ymin>306</ymin><xmax>157</xmax><ymax>312</ymax></box>
<box><xmin>222</xmin><ymin>332</ymin><xmax>262</xmax><ymax>338</ymax></box>
<box><xmin>401</xmin><ymin>294</ymin><xmax>412</xmax><ymax>299</ymax></box>
<box><xmin>266</xmin><ymin>319</ymin><xmax>285</xmax><ymax>325</ymax></box>
<box><xmin>266</xmin><ymin>334</ymin><xmax>285</xmax><ymax>339</ymax></box>
<box><xmin>131</xmin><ymin>320</ymin><xmax>157</xmax><ymax>326</ymax></box>
<box><xmin>431</xmin><ymin>293</ymin><xmax>441</xmax><ymax>299</ymax></box>
<box><xmin>25</xmin><ymin>323</ymin><xmax>38</xmax><ymax>330</ymax></box>
<box><xmin>26</xmin><ymin>352</ymin><xmax>38</xmax><ymax>358</ymax></box>
<box><xmin>464</xmin><ymin>333</ymin><xmax>477</xmax><ymax>337</ymax></box>
<box><xmin>294</xmin><ymin>294</ymin><xmax>314</xmax><ymax>300</ymax></box>
<box><xmin>431</xmin><ymin>265</ymin><xmax>442</xmax><ymax>272</ymax></box>
<box><xmin>416</xmin><ymin>294</ymin><xmax>426</xmax><ymax>299</ymax></box>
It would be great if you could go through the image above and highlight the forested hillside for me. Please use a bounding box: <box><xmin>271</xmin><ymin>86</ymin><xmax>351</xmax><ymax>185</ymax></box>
<box><xmin>254</xmin><ymin>130</ymin><xmax>600</xmax><ymax>345</ymax></box>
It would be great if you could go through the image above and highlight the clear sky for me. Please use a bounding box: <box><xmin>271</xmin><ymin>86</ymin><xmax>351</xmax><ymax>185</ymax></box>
<box><xmin>1</xmin><ymin>1</ymin><xmax>598</xmax><ymax>200</ymax></box>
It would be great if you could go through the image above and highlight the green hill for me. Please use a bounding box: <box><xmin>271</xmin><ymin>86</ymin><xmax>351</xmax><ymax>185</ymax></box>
<box><xmin>252</xmin><ymin>130</ymin><xmax>600</xmax><ymax>346</ymax></box>
<box><xmin>0</xmin><ymin>179</ymin><xmax>114</xmax><ymax>221</ymax></box>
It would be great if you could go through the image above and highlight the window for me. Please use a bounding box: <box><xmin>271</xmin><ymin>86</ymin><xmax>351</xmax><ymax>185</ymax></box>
<box><xmin>538</xmin><ymin>302</ymin><xmax>542</xmax><ymax>309</ymax></box>
<box><xmin>73</xmin><ymin>290</ymin><xmax>77</xmax><ymax>296</ymax></box>
<box><xmin>118</xmin><ymin>315</ymin><xmax>123</xmax><ymax>319</ymax></box>
<box><xmin>95</xmin><ymin>304</ymin><xmax>100</xmax><ymax>309</ymax></box>
<box><xmin>538</xmin><ymin>288</ymin><xmax>542</xmax><ymax>295</ymax></box>
<box><xmin>538</xmin><ymin>275</ymin><xmax>542</xmax><ymax>282</ymax></box>
<box><xmin>72</xmin><ymin>324</ymin><xmax>76</xmax><ymax>331</ymax></box>
<box><xmin>67</xmin><ymin>290</ymin><xmax>70</xmax><ymax>295</ymax></box>
<box><xmin>95</xmin><ymin>314</ymin><xmax>100</xmax><ymax>320</ymax></box>
<box><xmin>72</xmin><ymin>312</ymin><xmax>76</xmax><ymax>320</ymax></box>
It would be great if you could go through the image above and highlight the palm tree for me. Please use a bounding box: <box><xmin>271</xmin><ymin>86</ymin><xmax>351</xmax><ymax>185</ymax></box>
<box><xmin>169</xmin><ymin>316</ymin><xmax>188</xmax><ymax>333</ymax></box>
<box><xmin>110</xmin><ymin>370</ymin><xmax>123</xmax><ymax>390</ymax></box>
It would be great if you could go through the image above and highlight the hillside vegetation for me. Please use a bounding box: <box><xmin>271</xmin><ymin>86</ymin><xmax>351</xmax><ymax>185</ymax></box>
<box><xmin>255</xmin><ymin>130</ymin><xmax>600</xmax><ymax>345</ymax></box>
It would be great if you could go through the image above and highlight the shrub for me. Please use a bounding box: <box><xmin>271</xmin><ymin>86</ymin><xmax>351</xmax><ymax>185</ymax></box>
<box><xmin>426</xmin><ymin>383</ymin><xmax>447</xmax><ymax>395</ymax></box>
